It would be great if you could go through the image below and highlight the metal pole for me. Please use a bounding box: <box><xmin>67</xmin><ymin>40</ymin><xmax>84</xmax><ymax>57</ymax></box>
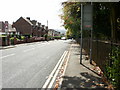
<box><xmin>80</xmin><ymin>3</ymin><xmax>83</xmax><ymax>64</ymax></box>
<box><xmin>90</xmin><ymin>2</ymin><xmax>93</xmax><ymax>64</ymax></box>
<box><xmin>90</xmin><ymin>25</ymin><xmax>93</xmax><ymax>64</ymax></box>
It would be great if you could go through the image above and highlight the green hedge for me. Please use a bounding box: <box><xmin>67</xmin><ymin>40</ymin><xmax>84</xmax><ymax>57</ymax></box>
<box><xmin>21</xmin><ymin>36</ymin><xmax>25</xmax><ymax>40</ymax></box>
<box><xmin>105</xmin><ymin>46</ymin><xmax>120</xmax><ymax>89</ymax></box>
<box><xmin>53</xmin><ymin>36</ymin><xmax>62</xmax><ymax>39</ymax></box>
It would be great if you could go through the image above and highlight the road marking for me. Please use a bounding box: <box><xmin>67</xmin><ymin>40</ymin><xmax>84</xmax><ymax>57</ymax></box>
<box><xmin>23</xmin><ymin>48</ymin><xmax>35</xmax><ymax>52</ymax></box>
<box><xmin>42</xmin><ymin>51</ymin><xmax>67</xmax><ymax>88</ymax></box>
<box><xmin>1</xmin><ymin>53</ymin><xmax>15</xmax><ymax>59</ymax></box>
<box><xmin>59</xmin><ymin>51</ymin><xmax>71</xmax><ymax>88</ymax></box>
<box><xmin>48</xmin><ymin>51</ymin><xmax>68</xmax><ymax>88</ymax></box>
<box><xmin>42</xmin><ymin>51</ymin><xmax>68</xmax><ymax>88</ymax></box>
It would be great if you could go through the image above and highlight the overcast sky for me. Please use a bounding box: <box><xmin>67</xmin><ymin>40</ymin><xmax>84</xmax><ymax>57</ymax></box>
<box><xmin>0</xmin><ymin>0</ymin><xmax>67</xmax><ymax>33</ymax></box>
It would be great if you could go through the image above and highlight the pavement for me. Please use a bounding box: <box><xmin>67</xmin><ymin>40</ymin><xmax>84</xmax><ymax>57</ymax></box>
<box><xmin>0</xmin><ymin>45</ymin><xmax>15</xmax><ymax>49</ymax></box>
<box><xmin>61</xmin><ymin>41</ymin><xmax>108</xmax><ymax>90</ymax></box>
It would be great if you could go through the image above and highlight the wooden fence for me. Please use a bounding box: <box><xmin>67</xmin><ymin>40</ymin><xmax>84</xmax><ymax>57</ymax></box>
<box><xmin>82</xmin><ymin>38</ymin><xmax>120</xmax><ymax>72</ymax></box>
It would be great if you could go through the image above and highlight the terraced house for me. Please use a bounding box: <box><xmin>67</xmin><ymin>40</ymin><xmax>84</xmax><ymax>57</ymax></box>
<box><xmin>12</xmin><ymin>17</ymin><xmax>48</xmax><ymax>38</ymax></box>
<box><xmin>0</xmin><ymin>21</ymin><xmax>16</xmax><ymax>46</ymax></box>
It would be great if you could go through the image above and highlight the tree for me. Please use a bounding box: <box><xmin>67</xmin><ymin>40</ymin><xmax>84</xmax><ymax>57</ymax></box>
<box><xmin>61</xmin><ymin>2</ymin><xmax>81</xmax><ymax>41</ymax></box>
<box><xmin>61</xmin><ymin>2</ymin><xmax>120</xmax><ymax>42</ymax></box>
<box><xmin>93</xmin><ymin>2</ymin><xmax>120</xmax><ymax>42</ymax></box>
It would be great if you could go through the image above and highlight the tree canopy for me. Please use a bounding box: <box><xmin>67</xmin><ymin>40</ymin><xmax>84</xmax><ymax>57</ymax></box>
<box><xmin>61</xmin><ymin>2</ymin><xmax>120</xmax><ymax>42</ymax></box>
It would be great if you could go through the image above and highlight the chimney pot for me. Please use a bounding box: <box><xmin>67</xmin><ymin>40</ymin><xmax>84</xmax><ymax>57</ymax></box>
<box><xmin>26</xmin><ymin>17</ymin><xmax>30</xmax><ymax>20</ymax></box>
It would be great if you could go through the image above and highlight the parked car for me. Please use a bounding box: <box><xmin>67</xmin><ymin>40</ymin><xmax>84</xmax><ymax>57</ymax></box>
<box><xmin>61</xmin><ymin>37</ymin><xmax>66</xmax><ymax>40</ymax></box>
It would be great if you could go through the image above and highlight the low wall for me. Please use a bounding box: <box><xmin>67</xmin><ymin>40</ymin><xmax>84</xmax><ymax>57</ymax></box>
<box><xmin>16</xmin><ymin>37</ymin><xmax>45</xmax><ymax>44</ymax></box>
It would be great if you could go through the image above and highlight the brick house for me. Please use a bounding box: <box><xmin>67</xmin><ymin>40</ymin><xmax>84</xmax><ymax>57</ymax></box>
<box><xmin>13</xmin><ymin>17</ymin><xmax>33</xmax><ymax>36</ymax></box>
<box><xmin>48</xmin><ymin>29</ymin><xmax>60</xmax><ymax>37</ymax></box>
<box><xmin>13</xmin><ymin>17</ymin><xmax>48</xmax><ymax>37</ymax></box>
<box><xmin>31</xmin><ymin>20</ymin><xmax>42</xmax><ymax>37</ymax></box>
<box><xmin>0</xmin><ymin>21</ymin><xmax>16</xmax><ymax>46</ymax></box>
<box><xmin>31</xmin><ymin>20</ymin><xmax>48</xmax><ymax>37</ymax></box>
<box><xmin>54</xmin><ymin>30</ymin><xmax>60</xmax><ymax>37</ymax></box>
<box><xmin>48</xmin><ymin>29</ymin><xmax>54</xmax><ymax>37</ymax></box>
<box><xmin>41</xmin><ymin>25</ymin><xmax>46</xmax><ymax>37</ymax></box>
<box><xmin>0</xmin><ymin>21</ymin><xmax>5</xmax><ymax>32</ymax></box>
<box><xmin>37</xmin><ymin>22</ymin><xmax>42</xmax><ymax>37</ymax></box>
<box><xmin>45</xmin><ymin>26</ymin><xmax>48</xmax><ymax>35</ymax></box>
<box><xmin>0</xmin><ymin>21</ymin><xmax>16</xmax><ymax>33</ymax></box>
<box><xmin>48</xmin><ymin>29</ymin><xmax>61</xmax><ymax>40</ymax></box>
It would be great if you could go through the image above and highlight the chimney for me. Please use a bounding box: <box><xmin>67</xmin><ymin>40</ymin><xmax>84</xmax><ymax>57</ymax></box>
<box><xmin>5</xmin><ymin>21</ymin><xmax>8</xmax><ymax>24</ymax></box>
<box><xmin>26</xmin><ymin>17</ymin><xmax>30</xmax><ymax>20</ymax></box>
<box><xmin>38</xmin><ymin>22</ymin><xmax>41</xmax><ymax>27</ymax></box>
<box><xmin>42</xmin><ymin>25</ymin><xmax>45</xmax><ymax>28</ymax></box>
<box><xmin>32</xmin><ymin>20</ymin><xmax>37</xmax><ymax>25</ymax></box>
<box><xmin>46</xmin><ymin>26</ymin><xmax>48</xmax><ymax>30</ymax></box>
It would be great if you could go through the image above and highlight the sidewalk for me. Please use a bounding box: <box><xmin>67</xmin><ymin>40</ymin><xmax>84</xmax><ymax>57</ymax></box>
<box><xmin>0</xmin><ymin>41</ymin><xmax>52</xmax><ymax>50</ymax></box>
<box><xmin>0</xmin><ymin>45</ymin><xmax>15</xmax><ymax>49</ymax></box>
<box><xmin>61</xmin><ymin>42</ymin><xmax>108</xmax><ymax>90</ymax></box>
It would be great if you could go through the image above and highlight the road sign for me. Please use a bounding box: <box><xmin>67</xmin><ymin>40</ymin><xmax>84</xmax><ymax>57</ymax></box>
<box><xmin>80</xmin><ymin>3</ymin><xmax>93</xmax><ymax>64</ymax></box>
<box><xmin>83</xmin><ymin>4</ymin><xmax>93</xmax><ymax>30</ymax></box>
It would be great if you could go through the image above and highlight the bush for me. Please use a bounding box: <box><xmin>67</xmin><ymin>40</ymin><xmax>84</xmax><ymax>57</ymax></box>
<box><xmin>48</xmin><ymin>36</ymin><xmax>53</xmax><ymax>40</ymax></box>
<box><xmin>53</xmin><ymin>36</ymin><xmax>62</xmax><ymax>39</ymax></box>
<box><xmin>30</xmin><ymin>35</ymin><xmax>32</xmax><ymax>38</ymax></box>
<box><xmin>16</xmin><ymin>38</ymin><xmax>19</xmax><ymax>41</ymax></box>
<box><xmin>105</xmin><ymin>46</ymin><xmax>120</xmax><ymax>89</ymax></box>
<box><xmin>21</xmin><ymin>36</ymin><xmax>25</xmax><ymax>40</ymax></box>
<box><xmin>10</xmin><ymin>37</ymin><xmax>14</xmax><ymax>45</ymax></box>
<box><xmin>10</xmin><ymin>37</ymin><xmax>14</xmax><ymax>40</ymax></box>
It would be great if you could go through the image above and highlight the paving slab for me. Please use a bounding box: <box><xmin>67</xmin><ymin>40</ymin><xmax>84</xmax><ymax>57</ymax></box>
<box><xmin>61</xmin><ymin>42</ymin><xmax>108</xmax><ymax>90</ymax></box>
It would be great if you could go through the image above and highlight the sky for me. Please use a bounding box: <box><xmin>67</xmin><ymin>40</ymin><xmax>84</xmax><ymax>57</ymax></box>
<box><xmin>0</xmin><ymin>0</ymin><xmax>67</xmax><ymax>33</ymax></box>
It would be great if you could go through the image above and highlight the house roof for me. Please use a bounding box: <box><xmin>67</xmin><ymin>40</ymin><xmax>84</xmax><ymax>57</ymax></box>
<box><xmin>23</xmin><ymin>17</ymin><xmax>33</xmax><ymax>26</ymax></box>
<box><xmin>14</xmin><ymin>17</ymin><xmax>33</xmax><ymax>26</ymax></box>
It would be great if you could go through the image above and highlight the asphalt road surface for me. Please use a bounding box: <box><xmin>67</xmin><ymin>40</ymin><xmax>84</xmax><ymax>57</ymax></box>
<box><xmin>1</xmin><ymin>40</ymin><xmax>71</xmax><ymax>88</ymax></box>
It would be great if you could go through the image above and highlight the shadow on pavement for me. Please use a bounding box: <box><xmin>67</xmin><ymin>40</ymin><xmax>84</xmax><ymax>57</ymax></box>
<box><xmin>61</xmin><ymin>72</ymin><xmax>108</xmax><ymax>90</ymax></box>
<box><xmin>80</xmin><ymin>63</ymin><xmax>100</xmax><ymax>76</ymax></box>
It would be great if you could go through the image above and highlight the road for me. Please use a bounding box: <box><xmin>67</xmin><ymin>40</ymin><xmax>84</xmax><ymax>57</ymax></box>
<box><xmin>1</xmin><ymin>40</ymin><xmax>71</xmax><ymax>88</ymax></box>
